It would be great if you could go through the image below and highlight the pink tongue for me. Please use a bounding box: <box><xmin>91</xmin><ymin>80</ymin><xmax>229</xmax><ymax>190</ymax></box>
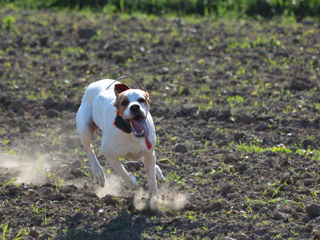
<box><xmin>132</xmin><ymin>119</ymin><xmax>152</xmax><ymax>150</ymax></box>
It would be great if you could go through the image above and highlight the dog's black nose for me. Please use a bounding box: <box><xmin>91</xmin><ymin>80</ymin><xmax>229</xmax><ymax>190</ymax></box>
<box><xmin>130</xmin><ymin>104</ymin><xmax>140</xmax><ymax>113</ymax></box>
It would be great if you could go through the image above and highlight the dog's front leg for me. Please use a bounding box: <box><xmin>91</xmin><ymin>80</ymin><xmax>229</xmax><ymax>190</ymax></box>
<box><xmin>108</xmin><ymin>157</ymin><xmax>138</xmax><ymax>190</ymax></box>
<box><xmin>86</xmin><ymin>145</ymin><xmax>105</xmax><ymax>188</ymax></box>
<box><xmin>143</xmin><ymin>151</ymin><xmax>158</xmax><ymax>195</ymax></box>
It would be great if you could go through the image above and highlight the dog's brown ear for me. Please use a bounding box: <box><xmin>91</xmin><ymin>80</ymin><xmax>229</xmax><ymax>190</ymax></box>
<box><xmin>114</xmin><ymin>83</ymin><xmax>130</xmax><ymax>96</ymax></box>
<box><xmin>144</xmin><ymin>91</ymin><xmax>150</xmax><ymax>108</ymax></box>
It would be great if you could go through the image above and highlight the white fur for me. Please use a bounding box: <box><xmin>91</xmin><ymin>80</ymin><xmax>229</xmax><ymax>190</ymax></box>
<box><xmin>76</xmin><ymin>79</ymin><xmax>165</xmax><ymax>195</ymax></box>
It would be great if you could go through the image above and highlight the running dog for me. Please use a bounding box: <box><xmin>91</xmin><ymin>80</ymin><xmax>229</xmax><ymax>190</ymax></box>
<box><xmin>76</xmin><ymin>79</ymin><xmax>165</xmax><ymax>195</ymax></box>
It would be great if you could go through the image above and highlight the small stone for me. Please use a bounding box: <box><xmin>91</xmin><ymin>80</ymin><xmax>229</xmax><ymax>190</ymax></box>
<box><xmin>46</xmin><ymin>109</ymin><xmax>59</xmax><ymax>118</ymax></box>
<box><xmin>70</xmin><ymin>168</ymin><xmax>85</xmax><ymax>178</ymax></box>
<box><xmin>217</xmin><ymin>109</ymin><xmax>232</xmax><ymax>121</ymax></box>
<box><xmin>220</xmin><ymin>184</ymin><xmax>234</xmax><ymax>196</ymax></box>
<box><xmin>208</xmin><ymin>232</ymin><xmax>217</xmax><ymax>239</ymax></box>
<box><xmin>306</xmin><ymin>204</ymin><xmax>320</xmax><ymax>217</ymax></box>
<box><xmin>273</xmin><ymin>211</ymin><xmax>290</xmax><ymax>221</ymax></box>
<box><xmin>181</xmin><ymin>104</ymin><xmax>198</xmax><ymax>115</ymax></box>
<box><xmin>302</xmin><ymin>139</ymin><xmax>313</xmax><ymax>148</ymax></box>
<box><xmin>78</xmin><ymin>28</ymin><xmax>97</xmax><ymax>39</ymax></box>
<box><xmin>111</xmin><ymin>52</ymin><xmax>125</xmax><ymax>64</ymax></box>
<box><xmin>205</xmin><ymin>108</ymin><xmax>218</xmax><ymax>119</ymax></box>
<box><xmin>43</xmin><ymin>97</ymin><xmax>57</xmax><ymax>109</ymax></box>
<box><xmin>29</xmin><ymin>230</ymin><xmax>39</xmax><ymax>238</ymax></box>
<box><xmin>71</xmin><ymin>160</ymin><xmax>81</xmax><ymax>168</ymax></box>
<box><xmin>236</xmin><ymin>163</ymin><xmax>248</xmax><ymax>173</ymax></box>
<box><xmin>0</xmin><ymin>56</ymin><xmax>6</xmax><ymax>63</ymax></box>
<box><xmin>31</xmin><ymin>216</ymin><xmax>42</xmax><ymax>226</ymax></box>
<box><xmin>290</xmin><ymin>78</ymin><xmax>313</xmax><ymax>91</ymax></box>
<box><xmin>159</xmin><ymin>67</ymin><xmax>169</xmax><ymax>74</ymax></box>
<box><xmin>102</xmin><ymin>195</ymin><xmax>121</xmax><ymax>206</ymax></box>
<box><xmin>174</xmin><ymin>144</ymin><xmax>188</xmax><ymax>153</ymax></box>
<box><xmin>304</xmin><ymin>178</ymin><xmax>313</xmax><ymax>187</ymax></box>
<box><xmin>47</xmin><ymin>193</ymin><xmax>65</xmax><ymax>201</ymax></box>
<box><xmin>20</xmin><ymin>124</ymin><xmax>30</xmax><ymax>132</ymax></box>
<box><xmin>39</xmin><ymin>36</ymin><xmax>49</xmax><ymax>46</ymax></box>
<box><xmin>238</xmin><ymin>113</ymin><xmax>252</xmax><ymax>124</ymax></box>
<box><xmin>255</xmin><ymin>123</ymin><xmax>268</xmax><ymax>131</ymax></box>
<box><xmin>9</xmin><ymin>101</ymin><xmax>25</xmax><ymax>113</ymax></box>
<box><xmin>60</xmin><ymin>185</ymin><xmax>77</xmax><ymax>194</ymax></box>
<box><xmin>234</xmin><ymin>132</ymin><xmax>246</xmax><ymax>143</ymax></box>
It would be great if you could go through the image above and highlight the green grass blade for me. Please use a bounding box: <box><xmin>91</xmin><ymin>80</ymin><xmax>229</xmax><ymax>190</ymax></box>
<box><xmin>2</xmin><ymin>223</ymin><xmax>8</xmax><ymax>240</ymax></box>
<box><xmin>2</xmin><ymin>179</ymin><xmax>16</xmax><ymax>187</ymax></box>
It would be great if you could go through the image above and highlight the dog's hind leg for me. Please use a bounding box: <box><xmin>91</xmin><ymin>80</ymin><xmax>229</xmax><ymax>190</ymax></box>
<box><xmin>155</xmin><ymin>164</ymin><xmax>165</xmax><ymax>182</ymax></box>
<box><xmin>76</xmin><ymin>103</ymin><xmax>105</xmax><ymax>187</ymax></box>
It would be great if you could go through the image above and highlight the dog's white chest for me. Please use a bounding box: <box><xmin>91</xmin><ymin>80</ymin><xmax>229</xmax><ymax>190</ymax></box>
<box><xmin>101</xmin><ymin>116</ymin><xmax>156</xmax><ymax>160</ymax></box>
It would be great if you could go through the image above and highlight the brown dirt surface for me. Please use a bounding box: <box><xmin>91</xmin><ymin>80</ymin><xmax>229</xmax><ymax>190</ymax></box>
<box><xmin>0</xmin><ymin>8</ymin><xmax>320</xmax><ymax>240</ymax></box>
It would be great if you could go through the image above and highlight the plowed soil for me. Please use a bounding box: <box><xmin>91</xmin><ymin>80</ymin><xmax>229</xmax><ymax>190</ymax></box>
<box><xmin>0</xmin><ymin>8</ymin><xmax>320</xmax><ymax>240</ymax></box>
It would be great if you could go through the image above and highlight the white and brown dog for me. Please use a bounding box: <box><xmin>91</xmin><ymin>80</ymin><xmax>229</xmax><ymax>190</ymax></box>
<box><xmin>76</xmin><ymin>79</ymin><xmax>165</xmax><ymax>195</ymax></box>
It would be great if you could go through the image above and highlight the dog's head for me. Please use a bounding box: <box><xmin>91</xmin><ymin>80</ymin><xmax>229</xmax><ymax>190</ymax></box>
<box><xmin>114</xmin><ymin>83</ymin><xmax>150</xmax><ymax>122</ymax></box>
<box><xmin>113</xmin><ymin>83</ymin><xmax>152</xmax><ymax>149</ymax></box>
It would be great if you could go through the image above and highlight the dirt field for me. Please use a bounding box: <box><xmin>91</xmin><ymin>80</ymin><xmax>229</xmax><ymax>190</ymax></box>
<box><xmin>0</xmin><ymin>8</ymin><xmax>320</xmax><ymax>240</ymax></box>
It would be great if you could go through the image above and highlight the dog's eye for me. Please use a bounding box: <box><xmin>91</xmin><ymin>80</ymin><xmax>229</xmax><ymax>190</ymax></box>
<box><xmin>138</xmin><ymin>98</ymin><xmax>145</xmax><ymax>103</ymax></box>
<box><xmin>121</xmin><ymin>100</ymin><xmax>129</xmax><ymax>106</ymax></box>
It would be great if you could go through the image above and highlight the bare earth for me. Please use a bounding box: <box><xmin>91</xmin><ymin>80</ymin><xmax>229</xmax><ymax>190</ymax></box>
<box><xmin>0</xmin><ymin>8</ymin><xmax>320</xmax><ymax>240</ymax></box>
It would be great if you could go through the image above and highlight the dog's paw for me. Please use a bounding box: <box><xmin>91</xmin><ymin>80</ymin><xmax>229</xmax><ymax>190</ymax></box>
<box><xmin>128</xmin><ymin>173</ymin><xmax>139</xmax><ymax>190</ymax></box>
<box><xmin>155</xmin><ymin>164</ymin><xmax>166</xmax><ymax>182</ymax></box>
<box><xmin>92</xmin><ymin>166</ymin><xmax>105</xmax><ymax>188</ymax></box>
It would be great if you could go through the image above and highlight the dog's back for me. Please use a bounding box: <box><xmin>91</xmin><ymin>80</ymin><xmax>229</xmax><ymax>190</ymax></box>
<box><xmin>80</xmin><ymin>79</ymin><xmax>116</xmax><ymax>107</ymax></box>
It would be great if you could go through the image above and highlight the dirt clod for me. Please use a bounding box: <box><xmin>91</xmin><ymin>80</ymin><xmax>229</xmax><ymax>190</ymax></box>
<box><xmin>306</xmin><ymin>204</ymin><xmax>320</xmax><ymax>218</ymax></box>
<box><xmin>174</xmin><ymin>144</ymin><xmax>188</xmax><ymax>153</ymax></box>
<box><xmin>181</xmin><ymin>103</ymin><xmax>198</xmax><ymax>115</ymax></box>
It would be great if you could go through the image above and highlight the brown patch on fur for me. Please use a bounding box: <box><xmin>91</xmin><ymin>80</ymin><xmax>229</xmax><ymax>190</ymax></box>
<box><xmin>114</xmin><ymin>93</ymin><xmax>129</xmax><ymax>117</ymax></box>
<box><xmin>114</xmin><ymin>83</ymin><xmax>130</xmax><ymax>117</ymax></box>
<box><xmin>90</xmin><ymin>120</ymin><xmax>98</xmax><ymax>133</ymax></box>
<box><xmin>144</xmin><ymin>91</ymin><xmax>150</xmax><ymax>109</ymax></box>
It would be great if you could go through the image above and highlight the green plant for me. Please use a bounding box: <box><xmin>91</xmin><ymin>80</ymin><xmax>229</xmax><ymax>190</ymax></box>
<box><xmin>46</xmin><ymin>172</ymin><xmax>64</xmax><ymax>193</ymax></box>
<box><xmin>2</xmin><ymin>0</ymin><xmax>320</xmax><ymax>18</ymax></box>
<box><xmin>1</xmin><ymin>222</ymin><xmax>29</xmax><ymax>240</ymax></box>
<box><xmin>1</xmin><ymin>179</ymin><xmax>16</xmax><ymax>188</ymax></box>
<box><xmin>2</xmin><ymin>16</ymin><xmax>15</xmax><ymax>30</ymax></box>
<box><xmin>227</xmin><ymin>95</ymin><xmax>244</xmax><ymax>110</ymax></box>
<box><xmin>166</xmin><ymin>172</ymin><xmax>185</xmax><ymax>185</ymax></box>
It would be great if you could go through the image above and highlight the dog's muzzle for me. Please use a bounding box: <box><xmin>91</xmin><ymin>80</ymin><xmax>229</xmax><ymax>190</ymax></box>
<box><xmin>113</xmin><ymin>112</ymin><xmax>152</xmax><ymax>150</ymax></box>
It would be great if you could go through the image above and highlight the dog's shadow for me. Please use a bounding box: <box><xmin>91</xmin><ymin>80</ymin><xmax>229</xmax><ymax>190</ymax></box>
<box><xmin>61</xmin><ymin>208</ymin><xmax>147</xmax><ymax>240</ymax></box>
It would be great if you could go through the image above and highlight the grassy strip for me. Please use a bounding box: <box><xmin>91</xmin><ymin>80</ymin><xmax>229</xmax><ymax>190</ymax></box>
<box><xmin>0</xmin><ymin>0</ymin><xmax>320</xmax><ymax>19</ymax></box>
<box><xmin>237</xmin><ymin>143</ymin><xmax>320</xmax><ymax>160</ymax></box>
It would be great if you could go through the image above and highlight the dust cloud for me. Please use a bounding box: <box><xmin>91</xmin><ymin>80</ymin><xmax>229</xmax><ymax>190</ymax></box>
<box><xmin>1</xmin><ymin>151</ymin><xmax>189</xmax><ymax>213</ymax></box>
<box><xmin>95</xmin><ymin>176</ymin><xmax>189</xmax><ymax>212</ymax></box>
<box><xmin>94</xmin><ymin>174</ymin><xmax>123</xmax><ymax>198</ymax></box>
<box><xmin>0</xmin><ymin>152</ymin><xmax>51</xmax><ymax>185</ymax></box>
<box><xmin>134</xmin><ymin>186</ymin><xmax>189</xmax><ymax>213</ymax></box>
